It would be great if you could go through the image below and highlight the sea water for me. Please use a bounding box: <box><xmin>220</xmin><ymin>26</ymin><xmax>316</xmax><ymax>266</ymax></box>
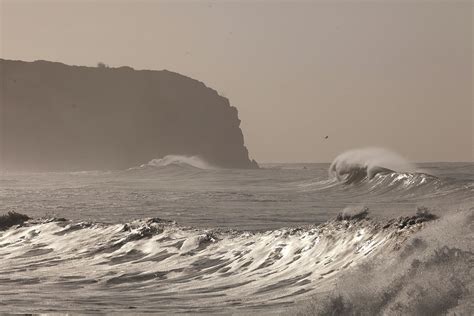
<box><xmin>0</xmin><ymin>151</ymin><xmax>472</xmax><ymax>314</ymax></box>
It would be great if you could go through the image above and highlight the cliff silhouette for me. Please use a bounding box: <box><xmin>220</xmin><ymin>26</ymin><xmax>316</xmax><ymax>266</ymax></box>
<box><xmin>0</xmin><ymin>59</ymin><xmax>258</xmax><ymax>171</ymax></box>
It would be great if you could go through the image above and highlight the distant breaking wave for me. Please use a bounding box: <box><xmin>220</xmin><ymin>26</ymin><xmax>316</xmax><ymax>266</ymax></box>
<box><xmin>329</xmin><ymin>148</ymin><xmax>417</xmax><ymax>183</ymax></box>
<box><xmin>321</xmin><ymin>148</ymin><xmax>455</xmax><ymax>197</ymax></box>
<box><xmin>131</xmin><ymin>155</ymin><xmax>216</xmax><ymax>170</ymax></box>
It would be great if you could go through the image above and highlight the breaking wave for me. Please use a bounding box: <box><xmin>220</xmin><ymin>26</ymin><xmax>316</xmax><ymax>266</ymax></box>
<box><xmin>131</xmin><ymin>155</ymin><xmax>215</xmax><ymax>170</ymax></box>
<box><xmin>293</xmin><ymin>207</ymin><xmax>473</xmax><ymax>315</ymax></box>
<box><xmin>329</xmin><ymin>147</ymin><xmax>417</xmax><ymax>184</ymax></box>
<box><xmin>325</xmin><ymin>148</ymin><xmax>452</xmax><ymax>195</ymax></box>
<box><xmin>0</xmin><ymin>209</ymin><xmax>444</xmax><ymax>314</ymax></box>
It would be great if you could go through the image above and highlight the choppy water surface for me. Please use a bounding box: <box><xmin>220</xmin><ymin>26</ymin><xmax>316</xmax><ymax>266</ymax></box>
<box><xmin>0</xmin><ymin>155</ymin><xmax>473</xmax><ymax>314</ymax></box>
<box><xmin>2</xmin><ymin>162</ymin><xmax>473</xmax><ymax>230</ymax></box>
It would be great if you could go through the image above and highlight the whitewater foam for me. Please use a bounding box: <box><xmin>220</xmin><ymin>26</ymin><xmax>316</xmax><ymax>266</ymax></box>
<box><xmin>0</xmin><ymin>211</ymin><xmax>434</xmax><ymax>314</ymax></box>
<box><xmin>133</xmin><ymin>155</ymin><xmax>216</xmax><ymax>170</ymax></box>
<box><xmin>329</xmin><ymin>148</ymin><xmax>417</xmax><ymax>183</ymax></box>
<box><xmin>293</xmin><ymin>207</ymin><xmax>473</xmax><ymax>315</ymax></box>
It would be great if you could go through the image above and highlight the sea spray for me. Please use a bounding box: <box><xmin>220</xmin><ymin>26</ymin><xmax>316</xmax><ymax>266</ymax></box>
<box><xmin>292</xmin><ymin>207</ymin><xmax>473</xmax><ymax>315</ymax></box>
<box><xmin>132</xmin><ymin>155</ymin><xmax>216</xmax><ymax>170</ymax></box>
<box><xmin>329</xmin><ymin>147</ymin><xmax>417</xmax><ymax>183</ymax></box>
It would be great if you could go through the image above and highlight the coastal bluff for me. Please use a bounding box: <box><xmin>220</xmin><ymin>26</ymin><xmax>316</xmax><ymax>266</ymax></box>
<box><xmin>0</xmin><ymin>59</ymin><xmax>258</xmax><ymax>171</ymax></box>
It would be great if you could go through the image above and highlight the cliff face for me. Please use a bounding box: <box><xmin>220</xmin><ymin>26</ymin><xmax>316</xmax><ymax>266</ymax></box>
<box><xmin>0</xmin><ymin>59</ymin><xmax>258</xmax><ymax>171</ymax></box>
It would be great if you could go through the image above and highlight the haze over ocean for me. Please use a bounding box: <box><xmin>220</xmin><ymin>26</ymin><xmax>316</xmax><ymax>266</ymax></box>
<box><xmin>1</xmin><ymin>0</ymin><xmax>472</xmax><ymax>162</ymax></box>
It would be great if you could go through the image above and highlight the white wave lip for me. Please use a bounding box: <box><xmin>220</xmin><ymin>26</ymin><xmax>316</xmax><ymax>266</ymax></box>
<box><xmin>329</xmin><ymin>147</ymin><xmax>417</xmax><ymax>183</ymax></box>
<box><xmin>135</xmin><ymin>155</ymin><xmax>216</xmax><ymax>170</ymax></box>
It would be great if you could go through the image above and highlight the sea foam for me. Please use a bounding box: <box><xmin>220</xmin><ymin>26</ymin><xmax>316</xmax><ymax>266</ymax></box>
<box><xmin>134</xmin><ymin>155</ymin><xmax>216</xmax><ymax>170</ymax></box>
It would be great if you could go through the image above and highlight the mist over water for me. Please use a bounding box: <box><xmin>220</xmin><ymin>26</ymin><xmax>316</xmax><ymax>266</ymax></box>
<box><xmin>0</xmin><ymin>150</ymin><xmax>473</xmax><ymax>314</ymax></box>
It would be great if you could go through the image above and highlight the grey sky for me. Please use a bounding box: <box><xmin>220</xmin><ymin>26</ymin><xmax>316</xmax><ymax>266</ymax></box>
<box><xmin>1</xmin><ymin>0</ymin><xmax>472</xmax><ymax>162</ymax></box>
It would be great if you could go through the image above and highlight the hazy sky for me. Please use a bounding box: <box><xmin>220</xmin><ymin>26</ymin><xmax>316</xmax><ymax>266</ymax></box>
<box><xmin>1</xmin><ymin>0</ymin><xmax>472</xmax><ymax>162</ymax></box>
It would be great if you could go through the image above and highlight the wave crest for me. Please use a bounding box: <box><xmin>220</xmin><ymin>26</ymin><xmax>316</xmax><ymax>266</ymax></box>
<box><xmin>133</xmin><ymin>155</ymin><xmax>215</xmax><ymax>170</ymax></box>
<box><xmin>329</xmin><ymin>148</ymin><xmax>417</xmax><ymax>184</ymax></box>
<box><xmin>0</xmin><ymin>210</ymin><xmax>431</xmax><ymax>309</ymax></box>
<box><xmin>1</xmin><ymin>207</ymin><xmax>469</xmax><ymax>314</ymax></box>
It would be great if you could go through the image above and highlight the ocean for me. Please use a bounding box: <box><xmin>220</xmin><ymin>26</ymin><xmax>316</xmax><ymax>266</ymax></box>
<box><xmin>0</xmin><ymin>150</ymin><xmax>473</xmax><ymax>314</ymax></box>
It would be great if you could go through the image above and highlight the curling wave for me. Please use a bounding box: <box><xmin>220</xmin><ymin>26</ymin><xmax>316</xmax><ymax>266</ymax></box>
<box><xmin>329</xmin><ymin>147</ymin><xmax>417</xmax><ymax>184</ymax></box>
<box><xmin>327</xmin><ymin>147</ymin><xmax>447</xmax><ymax>193</ymax></box>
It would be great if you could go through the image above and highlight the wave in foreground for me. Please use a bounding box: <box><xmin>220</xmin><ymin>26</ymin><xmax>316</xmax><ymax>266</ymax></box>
<box><xmin>293</xmin><ymin>206</ymin><xmax>473</xmax><ymax>315</ymax></box>
<box><xmin>1</xmin><ymin>208</ymin><xmax>471</xmax><ymax>314</ymax></box>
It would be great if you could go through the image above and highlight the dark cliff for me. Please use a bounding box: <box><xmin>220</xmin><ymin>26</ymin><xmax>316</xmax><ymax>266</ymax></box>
<box><xmin>0</xmin><ymin>59</ymin><xmax>258</xmax><ymax>171</ymax></box>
